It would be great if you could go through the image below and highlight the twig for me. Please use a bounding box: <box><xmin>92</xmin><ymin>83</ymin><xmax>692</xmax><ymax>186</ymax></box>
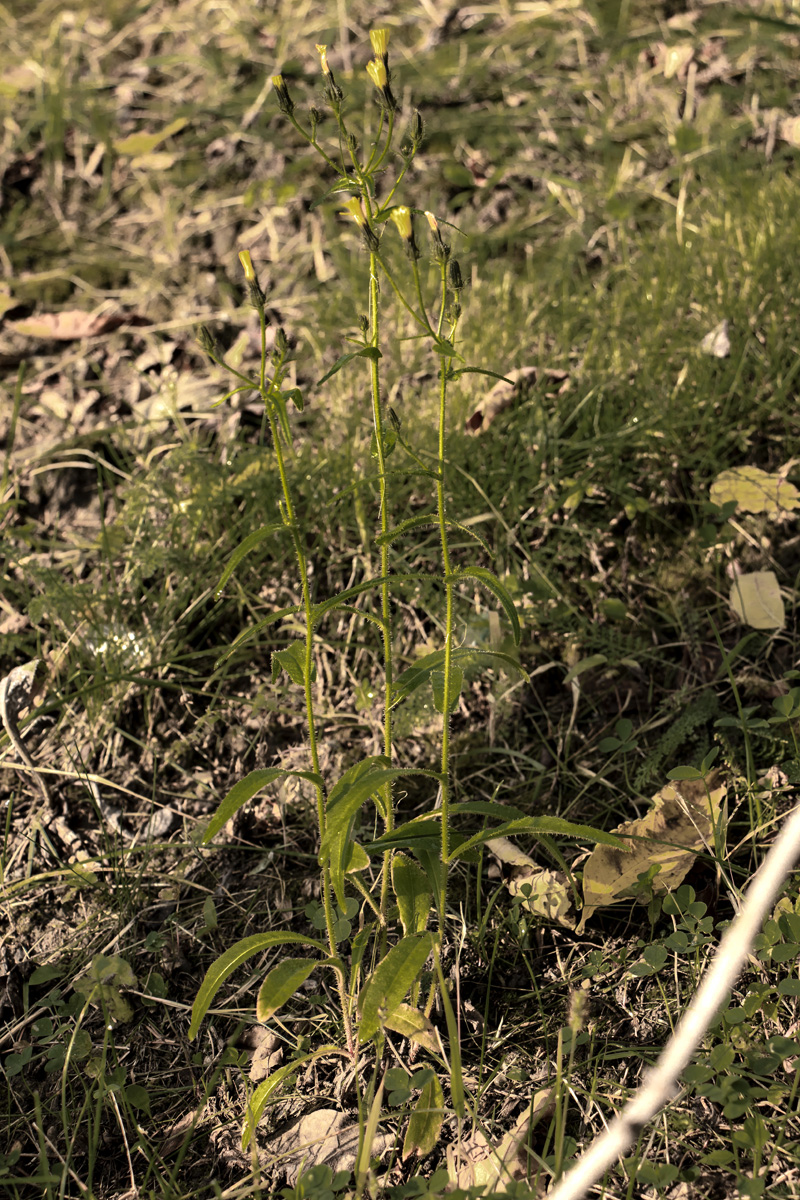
<box><xmin>549</xmin><ymin>800</ymin><xmax>800</xmax><ymax>1200</ymax></box>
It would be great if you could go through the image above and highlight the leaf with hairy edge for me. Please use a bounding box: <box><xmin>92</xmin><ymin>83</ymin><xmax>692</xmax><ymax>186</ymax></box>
<box><xmin>214</xmin><ymin>524</ymin><xmax>287</xmax><ymax>599</ymax></box>
<box><xmin>448</xmin><ymin>567</ymin><xmax>521</xmax><ymax>646</ymax></box>
<box><xmin>447</xmin><ymin>801</ymin><xmax>528</xmax><ymax>821</ymax></box>
<box><xmin>215</xmin><ymin>605</ymin><xmax>301</xmax><ymax>666</ymax></box>
<box><xmin>241</xmin><ymin>1046</ymin><xmax>346</xmax><ymax>1150</ymax></box>
<box><xmin>431</xmin><ymin>665</ymin><xmax>463</xmax><ymax>715</ymax></box>
<box><xmin>189</xmin><ymin>933</ymin><xmax>328</xmax><ymax>1037</ymax></box>
<box><xmin>311</xmin><ymin>572</ymin><xmax>427</xmax><ymax>624</ymax></box>
<box><xmin>272</xmin><ymin>640</ymin><xmax>315</xmax><ymax>686</ymax></box>
<box><xmin>203</xmin><ymin>769</ymin><xmax>324</xmax><ymax>843</ymax></box>
<box><xmin>447</xmin><ymin>366</ymin><xmax>515</xmax><ymax>384</ymax></box>
<box><xmin>321</xmin><ymin>760</ymin><xmax>443</xmax><ymax>907</ymax></box>
<box><xmin>392</xmin><ymin>853</ymin><xmax>432</xmax><ymax>936</ymax></box>
<box><xmin>316</xmin><ymin>346</ymin><xmax>382</xmax><ymax>387</ymax></box>
<box><xmin>358</xmin><ymin>933</ymin><xmax>434</xmax><ymax>1043</ymax></box>
<box><xmin>257</xmin><ymin>957</ymin><xmax>343</xmax><ymax>1022</ymax></box>
<box><xmin>375</xmin><ymin>515</ymin><xmax>491</xmax><ymax>555</ymax></box>
<box><xmin>404</xmin><ymin>1072</ymin><xmax>445</xmax><ymax>1159</ymax></box>
<box><xmin>445</xmin><ymin>816</ymin><xmax>628</xmax><ymax>864</ymax></box>
<box><xmin>434</xmin><ymin>955</ymin><xmax>464</xmax><ymax>1117</ymax></box>
<box><xmin>392</xmin><ymin>647</ymin><xmax>527</xmax><ymax>708</ymax></box>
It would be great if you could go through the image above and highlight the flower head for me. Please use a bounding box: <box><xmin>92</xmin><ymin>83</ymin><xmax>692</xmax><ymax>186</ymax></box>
<box><xmin>366</xmin><ymin>58</ymin><xmax>387</xmax><ymax>90</ymax></box>
<box><xmin>238</xmin><ymin>249</ymin><xmax>255</xmax><ymax>281</ymax></box>
<box><xmin>369</xmin><ymin>29</ymin><xmax>389</xmax><ymax>60</ymax></box>
<box><xmin>389</xmin><ymin>206</ymin><xmax>412</xmax><ymax>241</ymax></box>
<box><xmin>315</xmin><ymin>44</ymin><xmax>330</xmax><ymax>74</ymax></box>
<box><xmin>340</xmin><ymin>197</ymin><xmax>367</xmax><ymax>227</ymax></box>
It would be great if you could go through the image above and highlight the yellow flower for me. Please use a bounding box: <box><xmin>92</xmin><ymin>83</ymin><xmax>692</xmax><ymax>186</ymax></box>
<box><xmin>366</xmin><ymin>58</ymin><xmax>387</xmax><ymax>90</ymax></box>
<box><xmin>424</xmin><ymin>211</ymin><xmax>439</xmax><ymax>233</ymax></box>
<box><xmin>238</xmin><ymin>249</ymin><xmax>255</xmax><ymax>281</ymax></box>
<box><xmin>369</xmin><ymin>29</ymin><xmax>389</xmax><ymax>58</ymax></box>
<box><xmin>340</xmin><ymin>197</ymin><xmax>366</xmax><ymax>227</ymax></box>
<box><xmin>389</xmin><ymin>206</ymin><xmax>412</xmax><ymax>241</ymax></box>
<box><xmin>315</xmin><ymin>44</ymin><xmax>330</xmax><ymax>74</ymax></box>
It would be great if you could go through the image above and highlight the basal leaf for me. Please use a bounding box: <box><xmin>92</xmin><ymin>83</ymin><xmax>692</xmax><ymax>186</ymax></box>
<box><xmin>202</xmin><ymin>768</ymin><xmax>324</xmax><ymax>843</ymax></box>
<box><xmin>241</xmin><ymin>1045</ymin><xmax>346</xmax><ymax>1150</ymax></box>
<box><xmin>358</xmin><ymin>933</ymin><xmax>434</xmax><ymax>1043</ymax></box>
<box><xmin>189</xmin><ymin>933</ymin><xmax>328</xmax><ymax>1038</ymax></box>
<box><xmin>403</xmin><ymin>1072</ymin><xmax>445</xmax><ymax>1159</ymax></box>
<box><xmin>256</xmin><ymin>957</ymin><xmax>343</xmax><ymax>1022</ymax></box>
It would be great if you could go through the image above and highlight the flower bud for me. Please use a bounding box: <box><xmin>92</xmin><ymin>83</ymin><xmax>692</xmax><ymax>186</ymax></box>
<box><xmin>347</xmin><ymin>132</ymin><xmax>359</xmax><ymax>154</ymax></box>
<box><xmin>366</xmin><ymin>57</ymin><xmax>397</xmax><ymax>112</ymax></box>
<box><xmin>271</xmin><ymin>75</ymin><xmax>294</xmax><ymax>116</ymax></box>
<box><xmin>448</xmin><ymin>259</ymin><xmax>464</xmax><ymax>291</ymax></box>
<box><xmin>359</xmin><ymin>314</ymin><xmax>369</xmax><ymax>335</ymax></box>
<box><xmin>425</xmin><ymin>210</ymin><xmax>450</xmax><ymax>264</ymax></box>
<box><xmin>388</xmin><ymin>406</ymin><xmax>401</xmax><ymax>432</ymax></box>
<box><xmin>274</xmin><ymin>327</ymin><xmax>289</xmax><ymax>358</ymax></box>
<box><xmin>390</xmin><ymin>205</ymin><xmax>420</xmax><ymax>260</ymax></box>
<box><xmin>340</xmin><ymin>197</ymin><xmax>379</xmax><ymax>251</ymax></box>
<box><xmin>238</xmin><ymin>249</ymin><xmax>267</xmax><ymax>311</ymax></box>
<box><xmin>196</xmin><ymin>325</ymin><xmax>217</xmax><ymax>356</ymax></box>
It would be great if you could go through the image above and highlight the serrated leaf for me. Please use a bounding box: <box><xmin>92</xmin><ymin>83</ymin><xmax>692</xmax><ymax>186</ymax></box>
<box><xmin>392</xmin><ymin>853</ymin><xmax>432</xmax><ymax>936</ymax></box>
<box><xmin>403</xmin><ymin>1072</ymin><xmax>445</xmax><ymax>1159</ymax></box>
<box><xmin>358</xmin><ymin>933</ymin><xmax>434</xmax><ymax>1042</ymax></box>
<box><xmin>214</xmin><ymin>523</ymin><xmax>286</xmax><ymax>599</ymax></box>
<box><xmin>449</xmin><ymin>567</ymin><xmax>521</xmax><ymax>646</ymax></box>
<box><xmin>431</xmin><ymin>665</ymin><xmax>463</xmax><ymax>714</ymax></box>
<box><xmin>202</xmin><ymin>768</ymin><xmax>324</xmax><ymax>843</ymax></box>
<box><xmin>256</xmin><ymin>957</ymin><xmax>322</xmax><ymax>1022</ymax></box>
<box><xmin>189</xmin><ymin>933</ymin><xmax>328</xmax><ymax>1038</ymax></box>
<box><xmin>729</xmin><ymin>571</ymin><xmax>785</xmax><ymax>630</ymax></box>
<box><xmin>710</xmin><ymin>466</ymin><xmax>799</xmax><ymax>515</ymax></box>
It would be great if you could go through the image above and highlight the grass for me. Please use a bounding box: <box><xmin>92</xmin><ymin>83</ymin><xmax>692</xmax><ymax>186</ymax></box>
<box><xmin>2</xmin><ymin>0</ymin><xmax>800</xmax><ymax>1196</ymax></box>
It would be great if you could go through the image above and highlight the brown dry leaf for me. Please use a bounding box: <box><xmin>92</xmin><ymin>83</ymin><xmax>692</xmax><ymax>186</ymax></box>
<box><xmin>488</xmin><ymin>836</ymin><xmax>575</xmax><ymax>928</ymax></box>
<box><xmin>578</xmin><ymin>773</ymin><xmax>725</xmax><ymax>932</ymax></box>
<box><xmin>8</xmin><ymin>309</ymin><xmax>140</xmax><ymax>341</ymax></box>
<box><xmin>264</xmin><ymin>1108</ymin><xmax>391</xmax><ymax>1186</ymax></box>
<box><xmin>466</xmin><ymin>367</ymin><xmax>568</xmax><ymax>433</ymax></box>
<box><xmin>447</xmin><ymin>1092</ymin><xmax>554</xmax><ymax>1193</ymax></box>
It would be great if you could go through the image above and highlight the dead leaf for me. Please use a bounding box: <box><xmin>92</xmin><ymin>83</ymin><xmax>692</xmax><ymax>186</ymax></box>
<box><xmin>488</xmin><ymin>837</ymin><xmax>575</xmax><ymax>928</ymax></box>
<box><xmin>730</xmin><ymin>571</ymin><xmax>786</xmax><ymax>630</ymax></box>
<box><xmin>8</xmin><ymin>308</ymin><xmax>145</xmax><ymax>341</ymax></box>
<box><xmin>466</xmin><ymin>366</ymin><xmax>568</xmax><ymax>433</ymax></box>
<box><xmin>710</xmin><ymin>466</ymin><xmax>799</xmax><ymax>514</ymax></box>
<box><xmin>113</xmin><ymin>117</ymin><xmax>187</xmax><ymax>157</ymax></box>
<box><xmin>263</xmin><ymin>1108</ymin><xmax>391</xmax><ymax>1186</ymax></box>
<box><xmin>447</xmin><ymin>1093</ymin><xmax>554</xmax><ymax>1193</ymax></box>
<box><xmin>578</xmin><ymin>773</ymin><xmax>725</xmax><ymax>932</ymax></box>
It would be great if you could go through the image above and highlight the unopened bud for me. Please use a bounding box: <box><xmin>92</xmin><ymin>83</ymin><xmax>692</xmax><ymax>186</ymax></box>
<box><xmin>239</xmin><ymin>249</ymin><xmax>267</xmax><ymax>311</ymax></box>
<box><xmin>274</xmin><ymin>327</ymin><xmax>289</xmax><ymax>358</ymax></box>
<box><xmin>448</xmin><ymin>259</ymin><xmax>464</xmax><ymax>291</ymax></box>
<box><xmin>359</xmin><ymin>314</ymin><xmax>369</xmax><ymax>334</ymax></box>
<box><xmin>388</xmin><ymin>406</ymin><xmax>401</xmax><ymax>431</ymax></box>
<box><xmin>271</xmin><ymin>75</ymin><xmax>294</xmax><ymax>116</ymax></box>
<box><xmin>347</xmin><ymin>132</ymin><xmax>359</xmax><ymax>154</ymax></box>
<box><xmin>196</xmin><ymin>325</ymin><xmax>217</xmax><ymax>356</ymax></box>
<box><xmin>425</xmin><ymin>210</ymin><xmax>450</xmax><ymax>264</ymax></box>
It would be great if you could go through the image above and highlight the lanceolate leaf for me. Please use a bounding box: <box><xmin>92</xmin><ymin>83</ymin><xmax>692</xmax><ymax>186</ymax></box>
<box><xmin>448</xmin><ymin>566</ymin><xmax>521</xmax><ymax>646</ymax></box>
<box><xmin>215</xmin><ymin>605</ymin><xmax>301</xmax><ymax>666</ymax></box>
<box><xmin>214</xmin><ymin>523</ymin><xmax>287</xmax><ymax>599</ymax></box>
<box><xmin>272</xmin><ymin>640</ymin><xmax>316</xmax><ymax>686</ymax></box>
<box><xmin>375</xmin><ymin>514</ymin><xmax>491</xmax><ymax>555</ymax></box>
<box><xmin>189</xmin><ymin>933</ymin><xmax>328</xmax><ymax>1038</ymax></box>
<box><xmin>320</xmin><ymin>759</ymin><xmax>444</xmax><ymax>906</ymax></box>
<box><xmin>431</xmin><ymin>665</ymin><xmax>463</xmax><ymax>714</ymax></box>
<box><xmin>202</xmin><ymin>768</ymin><xmax>324</xmax><ymax>843</ymax></box>
<box><xmin>311</xmin><ymin>572</ymin><xmax>428</xmax><ymax>625</ymax></box>
<box><xmin>445</xmin><ymin>816</ymin><xmax>628</xmax><ymax>864</ymax></box>
<box><xmin>404</xmin><ymin>1072</ymin><xmax>445</xmax><ymax>1159</ymax></box>
<box><xmin>392</xmin><ymin>853</ymin><xmax>432</xmax><ymax>936</ymax></box>
<box><xmin>392</xmin><ymin>647</ymin><xmax>527</xmax><ymax>708</ymax></box>
<box><xmin>358</xmin><ymin>933</ymin><xmax>434</xmax><ymax>1043</ymax></box>
<box><xmin>316</xmin><ymin>345</ymin><xmax>382</xmax><ymax>387</ymax></box>
<box><xmin>241</xmin><ymin>1045</ymin><xmax>346</xmax><ymax>1150</ymax></box>
<box><xmin>256</xmin><ymin>957</ymin><xmax>344</xmax><ymax>1022</ymax></box>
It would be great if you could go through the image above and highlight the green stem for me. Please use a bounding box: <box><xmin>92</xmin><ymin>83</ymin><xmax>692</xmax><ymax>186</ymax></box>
<box><xmin>260</xmin><ymin>317</ymin><xmax>355</xmax><ymax>1059</ymax></box>
<box><xmin>366</xmin><ymin>251</ymin><xmax>395</xmax><ymax>934</ymax></box>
